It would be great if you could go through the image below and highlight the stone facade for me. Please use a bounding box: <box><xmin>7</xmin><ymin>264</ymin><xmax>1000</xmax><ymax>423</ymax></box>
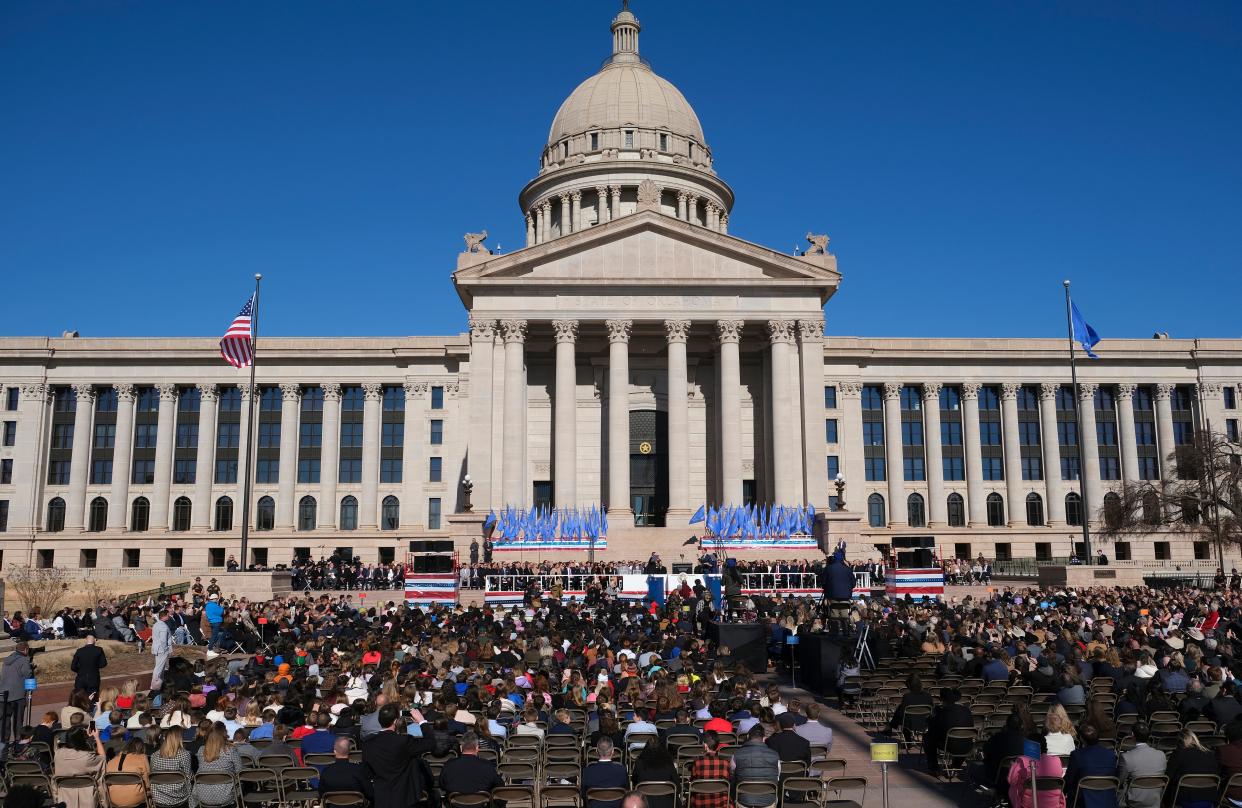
<box><xmin>1</xmin><ymin>6</ymin><xmax>1239</xmax><ymax>570</ymax></box>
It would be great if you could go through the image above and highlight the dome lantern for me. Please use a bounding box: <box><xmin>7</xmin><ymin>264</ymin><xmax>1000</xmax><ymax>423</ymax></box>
<box><xmin>610</xmin><ymin>2</ymin><xmax>641</xmax><ymax>64</ymax></box>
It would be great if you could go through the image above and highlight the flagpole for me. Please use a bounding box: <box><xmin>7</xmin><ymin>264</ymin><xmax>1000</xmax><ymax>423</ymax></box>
<box><xmin>239</xmin><ymin>273</ymin><xmax>262</xmax><ymax>571</ymax></box>
<box><xmin>1063</xmin><ymin>280</ymin><xmax>1092</xmax><ymax>564</ymax></box>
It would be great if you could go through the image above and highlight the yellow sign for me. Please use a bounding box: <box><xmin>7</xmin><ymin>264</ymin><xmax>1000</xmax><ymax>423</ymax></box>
<box><xmin>639</xmin><ymin>441</ymin><xmax>653</xmax><ymax>454</ymax></box>
<box><xmin>870</xmin><ymin>742</ymin><xmax>898</xmax><ymax>763</ymax></box>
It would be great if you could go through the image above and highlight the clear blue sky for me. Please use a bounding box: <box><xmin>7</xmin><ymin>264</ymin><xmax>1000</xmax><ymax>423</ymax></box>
<box><xmin>3</xmin><ymin>1</ymin><xmax>1240</xmax><ymax>340</ymax></box>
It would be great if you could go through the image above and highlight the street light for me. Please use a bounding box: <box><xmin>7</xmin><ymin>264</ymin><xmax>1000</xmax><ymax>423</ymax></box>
<box><xmin>834</xmin><ymin>473</ymin><xmax>846</xmax><ymax>511</ymax></box>
<box><xmin>460</xmin><ymin>474</ymin><xmax>474</xmax><ymax>512</ymax></box>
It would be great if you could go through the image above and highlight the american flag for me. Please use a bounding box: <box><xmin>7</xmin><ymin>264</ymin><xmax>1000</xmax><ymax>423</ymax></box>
<box><xmin>219</xmin><ymin>294</ymin><xmax>255</xmax><ymax>368</ymax></box>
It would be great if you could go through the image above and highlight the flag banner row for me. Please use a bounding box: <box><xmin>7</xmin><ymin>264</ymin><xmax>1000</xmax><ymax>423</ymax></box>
<box><xmin>486</xmin><ymin>505</ymin><xmax>608</xmax><ymax>551</ymax></box>
<box><xmin>403</xmin><ymin>573</ymin><xmax>459</xmax><ymax>606</ymax></box>
<box><xmin>689</xmin><ymin>502</ymin><xmax>819</xmax><ymax>549</ymax></box>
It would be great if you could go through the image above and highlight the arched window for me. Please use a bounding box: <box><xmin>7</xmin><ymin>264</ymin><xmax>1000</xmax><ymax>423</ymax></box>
<box><xmin>298</xmin><ymin>496</ymin><xmax>317</xmax><ymax>531</ymax></box>
<box><xmin>382</xmin><ymin>496</ymin><xmax>400</xmax><ymax>530</ymax></box>
<box><xmin>88</xmin><ymin>497</ymin><xmax>108</xmax><ymax>532</ymax></box>
<box><xmin>340</xmin><ymin>496</ymin><xmax>358</xmax><ymax>531</ymax></box>
<box><xmin>1142</xmin><ymin>491</ymin><xmax>1161</xmax><ymax>525</ymax></box>
<box><xmin>214</xmin><ymin>496</ymin><xmax>233</xmax><ymax>531</ymax></box>
<box><xmin>867</xmin><ymin>493</ymin><xmax>885</xmax><ymax>528</ymax></box>
<box><xmin>907</xmin><ymin>493</ymin><xmax>926</xmax><ymax>528</ymax></box>
<box><xmin>946</xmin><ymin>493</ymin><xmax>966</xmax><ymax>527</ymax></box>
<box><xmin>1026</xmin><ymin>492</ymin><xmax>1044</xmax><ymax>526</ymax></box>
<box><xmin>256</xmin><ymin>496</ymin><xmax>275</xmax><ymax>531</ymax></box>
<box><xmin>1065</xmin><ymin>492</ymin><xmax>1083</xmax><ymax>527</ymax></box>
<box><xmin>47</xmin><ymin>497</ymin><xmax>66</xmax><ymax>532</ymax></box>
<box><xmin>986</xmin><ymin>493</ymin><xmax>1005</xmax><ymax>527</ymax></box>
<box><xmin>172</xmin><ymin>496</ymin><xmax>192</xmax><ymax>532</ymax></box>
<box><xmin>1103</xmin><ymin>492</ymin><xmax>1122</xmax><ymax>529</ymax></box>
<box><xmin>131</xmin><ymin>497</ymin><xmax>149</xmax><ymax>532</ymax></box>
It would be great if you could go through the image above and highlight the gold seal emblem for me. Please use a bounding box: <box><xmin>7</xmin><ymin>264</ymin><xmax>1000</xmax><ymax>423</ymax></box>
<box><xmin>638</xmin><ymin>441</ymin><xmax>653</xmax><ymax>454</ymax></box>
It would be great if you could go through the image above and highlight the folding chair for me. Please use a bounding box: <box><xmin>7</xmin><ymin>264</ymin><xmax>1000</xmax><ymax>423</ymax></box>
<box><xmin>544</xmin><ymin>763</ymin><xmax>581</xmax><ymax>785</ymax></box>
<box><xmin>494</xmin><ymin>784</ymin><xmax>536</xmax><ymax>808</ymax></box>
<box><xmin>149</xmin><ymin>771</ymin><xmax>192</xmax><ymax>808</ymax></box>
<box><xmin>257</xmin><ymin>754</ymin><xmax>296</xmax><ymax>772</ymax></box>
<box><xmin>1071</xmin><ymin>776</ymin><xmax>1119</xmax><ymax>808</ymax></box>
<box><xmin>321</xmin><ymin>792</ymin><xmax>367</xmax><ymax>807</ymax></box>
<box><xmin>54</xmin><ymin>774</ymin><xmax>100</xmax><ymax>808</ymax></box>
<box><xmin>5</xmin><ymin>760</ymin><xmax>46</xmax><ymax>781</ymax></box>
<box><xmin>634</xmin><ymin>781</ymin><xmax>677</xmax><ymax>808</ymax></box>
<box><xmin>542</xmin><ymin>784</ymin><xmax>583</xmax><ymax>808</ymax></box>
<box><xmin>1172</xmin><ymin>773</ymin><xmax>1220</xmax><ymax>808</ymax></box>
<box><xmin>499</xmin><ymin>761</ymin><xmax>538</xmax><ymax>784</ymax></box>
<box><xmin>737</xmin><ymin>781</ymin><xmax>780</xmax><ymax>808</ymax></box>
<box><xmin>448</xmin><ymin>793</ymin><xmax>493</xmax><ymax>808</ymax></box>
<box><xmin>9</xmin><ymin>773</ymin><xmax>54</xmax><ymax>804</ymax></box>
<box><xmin>103</xmin><ymin>771</ymin><xmax>152</xmax><ymax>808</ymax></box>
<box><xmin>939</xmin><ymin>727</ymin><xmax>976</xmax><ymax>780</ymax></box>
<box><xmin>822</xmin><ymin>776</ymin><xmax>867</xmax><ymax>808</ymax></box>
<box><xmin>237</xmin><ymin>767</ymin><xmax>280</xmax><ymax>808</ymax></box>
<box><xmin>278</xmin><ymin>767</ymin><xmax>319</xmax><ymax>808</ymax></box>
<box><xmin>192</xmin><ymin>772</ymin><xmax>240</xmax><ymax>808</ymax></box>
<box><xmin>780</xmin><ymin>776</ymin><xmax>824</xmax><ymax>808</ymax></box>
<box><xmin>688</xmin><ymin>779</ymin><xmax>730</xmax><ymax>807</ymax></box>
<box><xmin>302</xmin><ymin>753</ymin><xmax>335</xmax><ymax>770</ymax></box>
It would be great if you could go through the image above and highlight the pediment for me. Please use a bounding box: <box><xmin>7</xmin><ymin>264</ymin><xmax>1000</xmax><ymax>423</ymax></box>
<box><xmin>453</xmin><ymin>210</ymin><xmax>839</xmax><ymax>307</ymax></box>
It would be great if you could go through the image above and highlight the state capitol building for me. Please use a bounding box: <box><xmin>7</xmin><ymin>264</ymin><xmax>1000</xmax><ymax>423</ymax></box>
<box><xmin>1</xmin><ymin>6</ymin><xmax>1239</xmax><ymax>571</ymax></box>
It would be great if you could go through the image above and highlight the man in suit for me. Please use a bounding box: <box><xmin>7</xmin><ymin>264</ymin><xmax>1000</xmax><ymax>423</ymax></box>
<box><xmin>1217</xmin><ymin>721</ymin><xmax>1242</xmax><ymax>806</ymax></box>
<box><xmin>70</xmin><ymin>634</ymin><xmax>108</xmax><ymax>695</ymax></box>
<box><xmin>766</xmin><ymin>713</ymin><xmax>811</xmax><ymax>765</ymax></box>
<box><xmin>362</xmin><ymin>704</ymin><xmax>437</xmax><ymax>808</ymax></box>
<box><xmin>300</xmin><ymin>712</ymin><xmax>339</xmax><ymax>759</ymax></box>
<box><xmin>320</xmin><ymin>736</ymin><xmax>374</xmax><ymax>801</ymax></box>
<box><xmin>582</xmin><ymin>737</ymin><xmax>629</xmax><ymax>808</ymax></box>
<box><xmin>923</xmin><ymin>687</ymin><xmax>973</xmax><ymax>776</ymax></box>
<box><xmin>1208</xmin><ymin>682</ymin><xmax>1242</xmax><ymax>727</ymax></box>
<box><xmin>150</xmin><ymin>609</ymin><xmax>173</xmax><ymax>691</ymax></box>
<box><xmin>1119</xmin><ymin>723</ymin><xmax>1167</xmax><ymax>808</ymax></box>
<box><xmin>440</xmin><ymin>731</ymin><xmax>502</xmax><ymax>796</ymax></box>
<box><xmin>661</xmin><ymin>710</ymin><xmax>702</xmax><ymax>744</ymax></box>
<box><xmin>1066</xmin><ymin>725</ymin><xmax>1118</xmax><ymax>808</ymax></box>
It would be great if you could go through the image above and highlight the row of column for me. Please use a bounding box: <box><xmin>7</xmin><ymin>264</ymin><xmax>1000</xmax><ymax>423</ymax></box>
<box><xmin>31</xmin><ymin>380</ymin><xmax>441</xmax><ymax>533</ymax></box>
<box><xmin>468</xmin><ymin>316</ymin><xmax>827</xmax><ymax>514</ymax></box>
<box><xmin>854</xmin><ymin>380</ymin><xmax>1185</xmax><ymax>528</ymax></box>
<box><xmin>524</xmin><ymin>186</ymin><xmax>729</xmax><ymax>246</ymax></box>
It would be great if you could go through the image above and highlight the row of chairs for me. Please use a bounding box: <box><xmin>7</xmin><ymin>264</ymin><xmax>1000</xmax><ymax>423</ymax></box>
<box><xmin>441</xmin><ymin>776</ymin><xmax>868</xmax><ymax>808</ymax></box>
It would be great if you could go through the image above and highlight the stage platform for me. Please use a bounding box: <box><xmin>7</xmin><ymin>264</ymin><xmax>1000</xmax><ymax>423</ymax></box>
<box><xmin>1038</xmin><ymin>564</ymin><xmax>1147</xmax><ymax>589</ymax></box>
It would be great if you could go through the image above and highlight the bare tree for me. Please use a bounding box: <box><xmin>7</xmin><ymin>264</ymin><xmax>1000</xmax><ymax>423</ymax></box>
<box><xmin>3</xmin><ymin>566</ymin><xmax>71</xmax><ymax>617</ymax></box>
<box><xmin>1096</xmin><ymin>429</ymin><xmax>1242</xmax><ymax>557</ymax></box>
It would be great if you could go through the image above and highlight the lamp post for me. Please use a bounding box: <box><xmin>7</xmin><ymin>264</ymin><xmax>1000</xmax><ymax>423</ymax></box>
<box><xmin>460</xmin><ymin>474</ymin><xmax>474</xmax><ymax>513</ymax></box>
<box><xmin>834</xmin><ymin>473</ymin><xmax>846</xmax><ymax>511</ymax></box>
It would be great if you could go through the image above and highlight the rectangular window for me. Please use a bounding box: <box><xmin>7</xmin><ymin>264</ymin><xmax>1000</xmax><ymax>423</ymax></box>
<box><xmin>429</xmin><ymin>456</ymin><xmax>442</xmax><ymax>482</ymax></box>
<box><xmin>943</xmin><ymin>456</ymin><xmax>964</xmax><ymax>481</ymax></box>
<box><xmin>624</xmin><ymin>129</ymin><xmax>634</xmax><ymax>148</ymax></box>
<box><xmin>132</xmin><ymin>459</ymin><xmax>155</xmax><ymax>484</ymax></box>
<box><xmin>134</xmin><ymin>423</ymin><xmax>158</xmax><ymax>449</ymax></box>
<box><xmin>430</xmin><ymin>420</ymin><xmax>444</xmax><ymax>445</ymax></box>
<box><xmin>1018</xmin><ymin>421</ymin><xmax>1040</xmax><ymax>446</ymax></box>
<box><xmin>1173</xmin><ymin>421</ymin><xmax>1195</xmax><ymax>445</ymax></box>
<box><xmin>1035</xmin><ymin>543</ymin><xmax>1052</xmax><ymax>561</ymax></box>
<box><xmin>979</xmin><ymin>421</ymin><xmax>1001</xmax><ymax>446</ymax></box>
<box><xmin>209</xmin><ymin>547</ymin><xmax>226</xmax><ymax>567</ymax></box>
<box><xmin>299</xmin><ymin>422</ymin><xmax>322</xmax><ymax>448</ymax></box>
<box><xmin>217</xmin><ymin>423</ymin><xmax>239</xmax><ymax>449</ymax></box>
<box><xmin>659</xmin><ymin>133</ymin><xmax>668</xmax><ymax>151</ymax></box>
<box><xmin>861</xmin><ymin>386</ymin><xmax>883</xmax><ymax>410</ymax></box>
<box><xmin>255</xmin><ymin>458</ymin><xmax>278</xmax><ymax>484</ymax></box>
<box><xmin>431</xmin><ymin>386</ymin><xmax>444</xmax><ymax>410</ymax></box>
<box><xmin>52</xmin><ymin>423</ymin><xmax>74</xmax><ymax>449</ymax></box>
<box><xmin>1154</xmin><ymin>541</ymin><xmax>1171</xmax><ymax>561</ymax></box>
<box><xmin>90</xmin><ymin>459</ymin><xmax>112</xmax><ymax>485</ymax></box>
<box><xmin>1097</xmin><ymin>421</ymin><xmax>1117</xmax><ymax>446</ymax></box>
<box><xmin>982</xmin><ymin>456</ymin><xmax>1004</xmax><ymax>480</ymax></box>
<box><xmin>941</xmin><ymin>421</ymin><xmax>962</xmax><ymax>446</ymax></box>
<box><xmin>1061</xmin><ymin>456</ymin><xmax>1081</xmax><ymax>481</ymax></box>
<box><xmin>37</xmin><ymin>548</ymin><xmax>53</xmax><ymax>568</ymax></box>
<box><xmin>1138</xmin><ymin>456</ymin><xmax>1160</xmax><ymax>480</ymax></box>
<box><xmin>95</xmin><ymin>388</ymin><xmax>117</xmax><ymax>412</ymax></box>
<box><xmin>123</xmin><ymin>548</ymin><xmax>140</xmax><ymax>568</ymax></box>
<box><xmin>94</xmin><ymin>423</ymin><xmax>116</xmax><ymax>449</ymax></box>
<box><xmin>1194</xmin><ymin>541</ymin><xmax>1211</xmax><ymax>561</ymax></box>
<box><xmin>340</xmin><ymin>422</ymin><xmax>363</xmax><ymax>448</ymax></box>
<box><xmin>0</xmin><ymin>500</ymin><xmax>10</xmax><ymax>531</ymax></box>
<box><xmin>301</xmin><ymin>386</ymin><xmax>323</xmax><ymax>412</ymax></box>
<box><xmin>1229</xmin><ymin>419</ymin><xmax>1240</xmax><ymax>443</ymax></box>
<box><xmin>258</xmin><ymin>421</ymin><xmax>280</xmax><ymax>448</ymax></box>
<box><xmin>177</xmin><ymin>387</ymin><xmax>200</xmax><ymax>413</ymax></box>
<box><xmin>215</xmin><ymin>459</ymin><xmax>238</xmax><ymax>484</ymax></box>
<box><xmin>173</xmin><ymin>459</ymin><xmax>195</xmax><ymax>484</ymax></box>
<box><xmin>298</xmin><ymin>458</ymin><xmax>320</xmax><ymax>483</ymax></box>
<box><xmin>382</xmin><ymin>422</ymin><xmax>404</xmax><ymax>448</ymax></box>
<box><xmin>995</xmin><ymin>543</ymin><xmax>1012</xmax><ymax>562</ymax></box>
<box><xmin>2</xmin><ymin>421</ymin><xmax>14</xmax><ymax>446</ymax></box>
<box><xmin>901</xmin><ymin>421</ymin><xmax>923</xmax><ymax>446</ymax></box>
<box><xmin>1099</xmin><ymin>456</ymin><xmax>1121</xmax><ymax>480</ymax></box>
<box><xmin>380</xmin><ymin>458</ymin><xmax>402</xmax><ymax>483</ymax></box>
<box><xmin>218</xmin><ymin>387</ymin><xmax>241</xmax><ymax>412</ymax></box>
<box><xmin>80</xmin><ymin>549</ymin><xmax>97</xmax><ymax>568</ymax></box>
<box><xmin>863</xmin><ymin>422</ymin><xmax>884</xmax><ymax>446</ymax></box>
<box><xmin>825</xmin><ymin>419</ymin><xmax>838</xmax><ymax>443</ymax></box>
<box><xmin>1135</xmin><ymin>422</ymin><xmax>1155</xmax><ymax>446</ymax></box>
<box><xmin>47</xmin><ymin>460</ymin><xmax>71</xmax><ymax>485</ymax></box>
<box><xmin>4</xmin><ymin>388</ymin><xmax>17</xmax><ymax>410</ymax></box>
<box><xmin>1226</xmin><ymin>387</ymin><xmax>1237</xmax><ymax>410</ymax></box>
<box><xmin>953</xmin><ymin>543</ymin><xmax>972</xmax><ymax>560</ymax></box>
<box><xmin>1021</xmin><ymin>456</ymin><xmax>1042</xmax><ymax>481</ymax></box>
<box><xmin>826</xmin><ymin>455</ymin><xmax>840</xmax><ymax>479</ymax></box>
<box><xmin>590</xmin><ymin>132</ymin><xmax>599</xmax><ymax>150</ymax></box>
<box><xmin>428</xmin><ymin>497</ymin><xmax>442</xmax><ymax>529</ymax></box>
<box><xmin>339</xmin><ymin>458</ymin><xmax>362</xmax><ymax>483</ymax></box>
<box><xmin>175</xmin><ymin>423</ymin><xmax>198</xmax><ymax>449</ymax></box>
<box><xmin>1057</xmin><ymin>421</ymin><xmax>1078</xmax><ymax>446</ymax></box>
<box><xmin>940</xmin><ymin>387</ymin><xmax>961</xmax><ymax>410</ymax></box>
<box><xmin>903</xmin><ymin>456</ymin><xmax>925</xmax><ymax>481</ymax></box>
<box><xmin>382</xmin><ymin>386</ymin><xmax>404</xmax><ymax>412</ymax></box>
<box><xmin>1114</xmin><ymin>541</ymin><xmax>1131</xmax><ymax>561</ymax></box>
<box><xmin>166</xmin><ymin>548</ymin><xmax>183</xmax><ymax>568</ymax></box>
<box><xmin>0</xmin><ymin>458</ymin><xmax>11</xmax><ymax>484</ymax></box>
<box><xmin>864</xmin><ymin>456</ymin><xmax>885</xmax><ymax>481</ymax></box>
<box><xmin>823</xmin><ymin>386</ymin><xmax>837</xmax><ymax>409</ymax></box>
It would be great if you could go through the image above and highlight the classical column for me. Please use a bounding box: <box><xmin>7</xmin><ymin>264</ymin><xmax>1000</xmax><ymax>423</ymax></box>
<box><xmin>525</xmin><ymin>213</ymin><xmax>535</xmax><ymax>248</ymax></box>
<box><xmin>403</xmin><ymin>382</ymin><xmax>428</xmax><ymax>527</ymax></box>
<box><xmin>553</xmin><ymin>320</ymin><xmax>579</xmax><ymax>508</ymax></box>
<box><xmin>708</xmin><ymin>203</ymin><xmax>720</xmax><ymax>231</ymax></box>
<box><xmin>150</xmin><ymin>383</ymin><xmax>178</xmax><ymax>530</ymax></box>
<box><xmin>541</xmin><ymin>201</ymin><xmax>553</xmax><ymax>243</ymax></box>
<box><xmin>65</xmin><ymin>383</ymin><xmax>96</xmax><ymax>530</ymax></box>
<box><xmin>107</xmin><ymin>384</ymin><xmax>136</xmax><ymax>530</ymax></box>
<box><xmin>687</xmin><ymin>195</ymin><xmax>699</xmax><ymax>225</ymax></box>
<box><xmin>1116</xmin><ymin>384</ymin><xmax>1140</xmax><ymax>483</ymax></box>
<box><xmin>1039</xmin><ymin>383</ymin><xmax>1066</xmax><ymax>524</ymax></box>
<box><xmin>501</xmin><ymin>319</ymin><xmax>528</xmax><ymax>505</ymax></box>
<box><xmin>359</xmin><ymin>382</ymin><xmax>383</xmax><ymax>529</ymax></box>
<box><xmin>535</xmin><ymin>205</ymin><xmax>545</xmax><ymax>244</ymax></box>
<box><xmin>1000</xmin><ymin>383</ymin><xmax>1024</xmax><ymax>526</ymax></box>
<box><xmin>467</xmin><ymin>319</ymin><xmax>496</xmax><ymax>509</ymax></box>
<box><xmin>319</xmin><ymin>383</ymin><xmax>341</xmax><ymax>528</ymax></box>
<box><xmin>922</xmin><ymin>383</ymin><xmax>946</xmax><ymax>525</ymax></box>
<box><xmin>717</xmin><ymin>320</ymin><xmax>744</xmax><ymax>504</ymax></box>
<box><xmin>665</xmin><ymin>320</ymin><xmax>691</xmax><ymax>517</ymax></box>
<box><xmin>276</xmin><ymin>383</ymin><xmax>302</xmax><ymax>530</ymax></box>
<box><xmin>720</xmin><ymin>213</ymin><xmax>729</xmax><ymax>235</ymax></box>
<box><xmin>596</xmin><ymin>186</ymin><xmax>611</xmax><ymax>224</ymax></box>
<box><xmin>882</xmin><ymin>383</ymin><xmax>905</xmax><ymax>525</ymax></box>
<box><xmin>1077</xmin><ymin>383</ymin><xmax>1102</xmax><ymax>521</ymax></box>
<box><xmin>798</xmin><ymin>319</ymin><xmax>827</xmax><ymax>508</ymax></box>
<box><xmin>236</xmin><ymin>384</ymin><xmax>254</xmax><ymax>527</ymax></box>
<box><xmin>677</xmin><ymin>192</ymin><xmax>688</xmax><ymax>221</ymax></box>
<box><xmin>839</xmin><ymin>382</ymin><xmax>863</xmax><ymax>508</ymax></box>
<box><xmin>1155</xmin><ymin>383</ymin><xmax>1177</xmax><ymax>483</ymax></box>
<box><xmin>558</xmin><ymin>193</ymin><xmax>571</xmax><ymax>238</ymax></box>
<box><xmin>571</xmin><ymin>191</ymin><xmax>583</xmax><ymax>234</ymax></box>
<box><xmin>606</xmin><ymin>319</ymin><xmax>632</xmax><ymax>516</ymax></box>
<box><xmin>192</xmin><ymin>385</ymin><xmax>218</xmax><ymax>529</ymax></box>
<box><xmin>768</xmin><ymin>320</ymin><xmax>798</xmax><ymax>504</ymax></box>
<box><xmin>962</xmin><ymin>383</ymin><xmax>986</xmax><ymax>525</ymax></box>
<box><xmin>610</xmin><ymin>186</ymin><xmax>622</xmax><ymax>219</ymax></box>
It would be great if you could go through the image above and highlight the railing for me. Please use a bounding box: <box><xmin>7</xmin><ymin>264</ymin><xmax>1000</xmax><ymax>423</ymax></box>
<box><xmin>993</xmin><ymin>558</ymin><xmax>1221</xmax><ymax>579</ymax></box>
<box><xmin>482</xmin><ymin>571</ymin><xmax>871</xmax><ymax>595</ymax></box>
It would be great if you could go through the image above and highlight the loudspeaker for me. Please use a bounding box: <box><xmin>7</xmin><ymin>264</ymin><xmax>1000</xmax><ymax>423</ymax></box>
<box><xmin>672</xmin><ymin>563</ymin><xmax>693</xmax><ymax>574</ymax></box>
<box><xmin>707</xmin><ymin>621</ymin><xmax>767</xmax><ymax>674</ymax></box>
<box><xmin>897</xmin><ymin>549</ymin><xmax>933</xmax><ymax>568</ymax></box>
<box><xmin>796</xmin><ymin>633</ymin><xmax>845</xmax><ymax>695</ymax></box>
<box><xmin>409</xmin><ymin>540</ymin><xmax>454</xmax><ymax>553</ymax></box>
<box><xmin>411</xmin><ymin>555</ymin><xmax>454</xmax><ymax>573</ymax></box>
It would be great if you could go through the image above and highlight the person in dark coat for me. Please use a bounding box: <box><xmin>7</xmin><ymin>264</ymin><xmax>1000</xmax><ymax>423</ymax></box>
<box><xmin>319</xmin><ymin>736</ymin><xmax>374</xmax><ymax>801</ymax></box>
<box><xmin>887</xmin><ymin>673</ymin><xmax>935</xmax><ymax>737</ymax></box>
<box><xmin>924</xmin><ymin>687</ymin><xmax>973</xmax><ymax>776</ymax></box>
<box><xmin>765</xmin><ymin>713</ymin><xmax>811</xmax><ymax>764</ymax></box>
<box><xmin>582</xmin><ymin>737</ymin><xmax>629</xmax><ymax>808</ymax></box>
<box><xmin>440</xmin><ymin>731</ymin><xmax>502</xmax><ymax>796</ymax></box>
<box><xmin>1065</xmin><ymin>725</ymin><xmax>1118</xmax><ymax>808</ymax></box>
<box><xmin>70</xmin><ymin>635</ymin><xmax>108</xmax><ymax>695</ymax></box>
<box><xmin>1166</xmin><ymin>730</ymin><xmax>1219</xmax><ymax>808</ymax></box>
<box><xmin>361</xmin><ymin>704</ymin><xmax>436</xmax><ymax>808</ymax></box>
<box><xmin>982</xmin><ymin>713</ymin><xmax>1028</xmax><ymax>792</ymax></box>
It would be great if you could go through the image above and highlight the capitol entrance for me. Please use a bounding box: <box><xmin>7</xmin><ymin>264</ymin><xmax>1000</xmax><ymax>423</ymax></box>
<box><xmin>629</xmin><ymin>410</ymin><xmax>668</xmax><ymax>526</ymax></box>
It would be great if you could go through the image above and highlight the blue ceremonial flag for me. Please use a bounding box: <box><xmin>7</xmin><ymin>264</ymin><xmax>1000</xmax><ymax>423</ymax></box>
<box><xmin>484</xmin><ymin>511</ymin><xmax>496</xmax><ymax>528</ymax></box>
<box><xmin>690</xmin><ymin>505</ymin><xmax>705</xmax><ymax>525</ymax></box>
<box><xmin>1071</xmin><ymin>301</ymin><xmax>1101</xmax><ymax>359</ymax></box>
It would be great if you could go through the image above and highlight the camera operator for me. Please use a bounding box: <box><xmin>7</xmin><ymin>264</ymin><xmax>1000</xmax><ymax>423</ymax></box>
<box><xmin>820</xmin><ymin>541</ymin><xmax>856</xmax><ymax>634</ymax></box>
<box><xmin>1</xmin><ymin>640</ymin><xmax>35</xmax><ymax>745</ymax></box>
